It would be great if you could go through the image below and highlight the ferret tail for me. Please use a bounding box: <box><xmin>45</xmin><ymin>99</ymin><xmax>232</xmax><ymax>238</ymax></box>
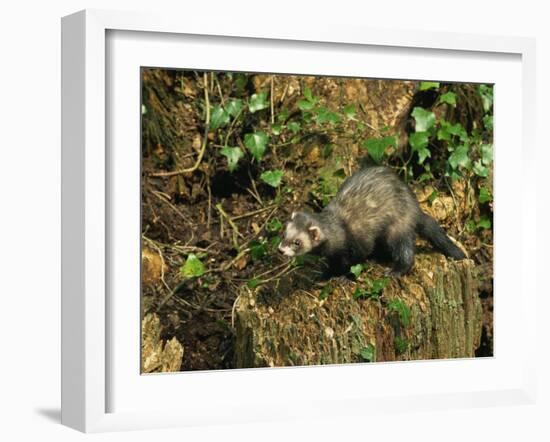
<box><xmin>416</xmin><ymin>212</ymin><xmax>466</xmax><ymax>260</ymax></box>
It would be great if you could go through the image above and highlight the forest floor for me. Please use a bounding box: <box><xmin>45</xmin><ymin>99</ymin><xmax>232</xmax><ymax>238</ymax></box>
<box><xmin>140</xmin><ymin>69</ymin><xmax>493</xmax><ymax>371</ymax></box>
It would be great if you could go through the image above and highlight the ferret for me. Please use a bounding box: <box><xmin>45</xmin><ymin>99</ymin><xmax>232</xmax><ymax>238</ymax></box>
<box><xmin>278</xmin><ymin>166</ymin><xmax>466</xmax><ymax>276</ymax></box>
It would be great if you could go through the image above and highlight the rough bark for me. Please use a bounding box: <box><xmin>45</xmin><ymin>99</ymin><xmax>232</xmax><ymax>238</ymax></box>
<box><xmin>141</xmin><ymin>313</ymin><xmax>184</xmax><ymax>373</ymax></box>
<box><xmin>234</xmin><ymin>255</ymin><xmax>482</xmax><ymax>368</ymax></box>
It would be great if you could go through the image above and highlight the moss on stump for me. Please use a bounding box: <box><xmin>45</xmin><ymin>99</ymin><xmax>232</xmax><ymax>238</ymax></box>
<box><xmin>234</xmin><ymin>255</ymin><xmax>482</xmax><ymax>368</ymax></box>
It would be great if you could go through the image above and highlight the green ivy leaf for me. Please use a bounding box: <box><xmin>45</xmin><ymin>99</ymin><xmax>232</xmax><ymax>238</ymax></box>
<box><xmin>298</xmin><ymin>99</ymin><xmax>315</xmax><ymax>111</ymax></box>
<box><xmin>419</xmin><ymin>81</ymin><xmax>440</xmax><ymax>91</ymax></box>
<box><xmin>438</xmin><ymin>91</ymin><xmax>457</xmax><ymax>107</ymax></box>
<box><xmin>247</xmin><ymin>278</ymin><xmax>261</xmax><ymax>289</ymax></box>
<box><xmin>437</xmin><ymin>120</ymin><xmax>468</xmax><ymax>143</ymax></box>
<box><xmin>266</xmin><ymin>218</ymin><xmax>283</xmax><ymax>232</ymax></box>
<box><xmin>479</xmin><ymin>84</ymin><xmax>493</xmax><ymax>112</ymax></box>
<box><xmin>473</xmin><ymin>160</ymin><xmax>489</xmax><ymax>177</ymax></box>
<box><xmin>428</xmin><ymin>189</ymin><xmax>439</xmax><ymax>205</ymax></box>
<box><xmin>371</xmin><ymin>277</ymin><xmax>389</xmax><ymax>294</ymax></box>
<box><xmin>260</xmin><ymin>170</ymin><xmax>284</xmax><ymax>188</ymax></box>
<box><xmin>219</xmin><ymin>146</ymin><xmax>244</xmax><ymax>172</ymax></box>
<box><xmin>302</xmin><ymin>112</ymin><xmax>313</xmax><ymax>123</ymax></box>
<box><xmin>448</xmin><ymin>169</ymin><xmax>463</xmax><ymax>182</ymax></box>
<box><xmin>480</xmin><ymin>144</ymin><xmax>493</xmax><ymax>165</ymax></box>
<box><xmin>298</xmin><ymin>87</ymin><xmax>318</xmax><ymax>111</ymax></box>
<box><xmin>287</xmin><ymin>121</ymin><xmax>301</xmax><ymax>133</ymax></box>
<box><xmin>271</xmin><ymin>123</ymin><xmax>282</xmax><ymax>135</ymax></box>
<box><xmin>343</xmin><ymin>103</ymin><xmax>356</xmax><ymax>119</ymax></box>
<box><xmin>412</xmin><ymin>107</ymin><xmax>436</xmax><ymax>132</ymax></box>
<box><xmin>248</xmin><ymin>92</ymin><xmax>269</xmax><ymax>113</ymax></box>
<box><xmin>353</xmin><ymin>287</ymin><xmax>367</xmax><ymax>299</ymax></box>
<box><xmin>477</xmin><ymin>216</ymin><xmax>492</xmax><ymax>230</ymax></box>
<box><xmin>361</xmin><ymin>136</ymin><xmax>397</xmax><ymax>164</ymax></box>
<box><xmin>249</xmin><ymin>240</ymin><xmax>268</xmax><ymax>261</ymax></box>
<box><xmin>210</xmin><ymin>105</ymin><xmax>230</xmax><ymax>130</ymax></box>
<box><xmin>353</xmin><ymin>277</ymin><xmax>388</xmax><ymax>300</ymax></box>
<box><xmin>409</xmin><ymin>132</ymin><xmax>430</xmax><ymax>164</ymax></box>
<box><xmin>315</xmin><ymin>107</ymin><xmax>340</xmax><ymax>124</ymax></box>
<box><xmin>359</xmin><ymin>344</ymin><xmax>376</xmax><ymax>362</ymax></box>
<box><xmin>479</xmin><ymin>186</ymin><xmax>492</xmax><ymax>204</ymax></box>
<box><xmin>418</xmin><ymin>172</ymin><xmax>434</xmax><ymax>183</ymax></box>
<box><xmin>437</xmin><ymin>130</ymin><xmax>452</xmax><ymax>143</ymax></box>
<box><xmin>180</xmin><ymin>253</ymin><xmax>206</xmax><ymax>278</ymax></box>
<box><xmin>465</xmin><ymin>219</ymin><xmax>477</xmax><ymax>233</ymax></box>
<box><xmin>350</xmin><ymin>264</ymin><xmax>365</xmax><ymax>279</ymax></box>
<box><xmin>277</xmin><ymin>109</ymin><xmax>289</xmax><ymax>122</ymax></box>
<box><xmin>448</xmin><ymin>145</ymin><xmax>471</xmax><ymax>170</ymax></box>
<box><xmin>244</xmin><ymin>131</ymin><xmax>268</xmax><ymax>161</ymax></box>
<box><xmin>226</xmin><ymin>99</ymin><xmax>243</xmax><ymax>117</ymax></box>
<box><xmin>234</xmin><ymin>74</ymin><xmax>248</xmax><ymax>93</ymax></box>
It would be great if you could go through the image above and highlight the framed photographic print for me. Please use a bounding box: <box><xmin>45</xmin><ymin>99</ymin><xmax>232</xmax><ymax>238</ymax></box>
<box><xmin>61</xmin><ymin>9</ymin><xmax>537</xmax><ymax>432</ymax></box>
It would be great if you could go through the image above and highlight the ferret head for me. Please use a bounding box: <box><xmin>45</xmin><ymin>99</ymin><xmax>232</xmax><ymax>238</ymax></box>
<box><xmin>278</xmin><ymin>211</ymin><xmax>325</xmax><ymax>257</ymax></box>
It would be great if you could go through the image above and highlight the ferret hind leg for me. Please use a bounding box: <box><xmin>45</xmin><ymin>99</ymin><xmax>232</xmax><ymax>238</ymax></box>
<box><xmin>387</xmin><ymin>232</ymin><xmax>415</xmax><ymax>276</ymax></box>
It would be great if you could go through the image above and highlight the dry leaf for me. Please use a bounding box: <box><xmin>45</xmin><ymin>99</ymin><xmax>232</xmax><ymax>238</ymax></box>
<box><xmin>141</xmin><ymin>247</ymin><xmax>166</xmax><ymax>286</ymax></box>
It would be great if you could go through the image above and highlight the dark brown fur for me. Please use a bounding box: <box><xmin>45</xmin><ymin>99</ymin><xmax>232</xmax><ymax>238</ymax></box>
<box><xmin>278</xmin><ymin>166</ymin><xmax>466</xmax><ymax>276</ymax></box>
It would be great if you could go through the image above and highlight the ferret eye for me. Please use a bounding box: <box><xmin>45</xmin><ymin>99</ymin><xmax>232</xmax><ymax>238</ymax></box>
<box><xmin>293</xmin><ymin>239</ymin><xmax>302</xmax><ymax>247</ymax></box>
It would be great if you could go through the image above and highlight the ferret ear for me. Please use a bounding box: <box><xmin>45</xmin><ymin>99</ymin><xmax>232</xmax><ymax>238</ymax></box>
<box><xmin>291</xmin><ymin>211</ymin><xmax>297</xmax><ymax>220</ymax></box>
<box><xmin>308</xmin><ymin>225</ymin><xmax>322</xmax><ymax>242</ymax></box>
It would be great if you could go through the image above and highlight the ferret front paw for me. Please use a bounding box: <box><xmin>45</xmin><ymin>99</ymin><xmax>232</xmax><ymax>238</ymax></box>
<box><xmin>332</xmin><ymin>275</ymin><xmax>353</xmax><ymax>284</ymax></box>
<box><xmin>385</xmin><ymin>268</ymin><xmax>405</xmax><ymax>278</ymax></box>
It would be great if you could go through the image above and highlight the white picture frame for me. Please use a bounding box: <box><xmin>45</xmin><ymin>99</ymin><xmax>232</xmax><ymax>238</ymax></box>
<box><xmin>61</xmin><ymin>9</ymin><xmax>537</xmax><ymax>433</ymax></box>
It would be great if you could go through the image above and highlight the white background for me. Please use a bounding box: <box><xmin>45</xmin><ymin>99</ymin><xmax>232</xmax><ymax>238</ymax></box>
<box><xmin>0</xmin><ymin>1</ymin><xmax>548</xmax><ymax>441</ymax></box>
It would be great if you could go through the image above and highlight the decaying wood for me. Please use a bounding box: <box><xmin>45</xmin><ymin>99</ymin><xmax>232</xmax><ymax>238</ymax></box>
<box><xmin>141</xmin><ymin>313</ymin><xmax>184</xmax><ymax>373</ymax></box>
<box><xmin>234</xmin><ymin>255</ymin><xmax>482</xmax><ymax>368</ymax></box>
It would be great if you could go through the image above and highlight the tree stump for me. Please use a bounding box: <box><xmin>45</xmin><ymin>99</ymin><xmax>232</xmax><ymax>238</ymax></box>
<box><xmin>234</xmin><ymin>255</ymin><xmax>482</xmax><ymax>368</ymax></box>
<box><xmin>141</xmin><ymin>313</ymin><xmax>184</xmax><ymax>373</ymax></box>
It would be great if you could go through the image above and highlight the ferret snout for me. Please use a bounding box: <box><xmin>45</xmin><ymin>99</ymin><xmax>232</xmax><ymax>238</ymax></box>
<box><xmin>278</xmin><ymin>243</ymin><xmax>295</xmax><ymax>257</ymax></box>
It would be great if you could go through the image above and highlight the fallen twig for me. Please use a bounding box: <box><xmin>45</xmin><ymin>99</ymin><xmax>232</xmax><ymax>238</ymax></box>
<box><xmin>215</xmin><ymin>203</ymin><xmax>245</xmax><ymax>244</ymax></box>
<box><xmin>247</xmin><ymin>168</ymin><xmax>264</xmax><ymax>206</ymax></box>
<box><xmin>150</xmin><ymin>190</ymin><xmax>192</xmax><ymax>225</ymax></box>
<box><xmin>230</xmin><ymin>205</ymin><xmax>277</xmax><ymax>221</ymax></box>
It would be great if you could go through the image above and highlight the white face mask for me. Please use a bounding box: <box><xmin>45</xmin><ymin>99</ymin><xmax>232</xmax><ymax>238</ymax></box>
<box><xmin>278</xmin><ymin>243</ymin><xmax>296</xmax><ymax>257</ymax></box>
